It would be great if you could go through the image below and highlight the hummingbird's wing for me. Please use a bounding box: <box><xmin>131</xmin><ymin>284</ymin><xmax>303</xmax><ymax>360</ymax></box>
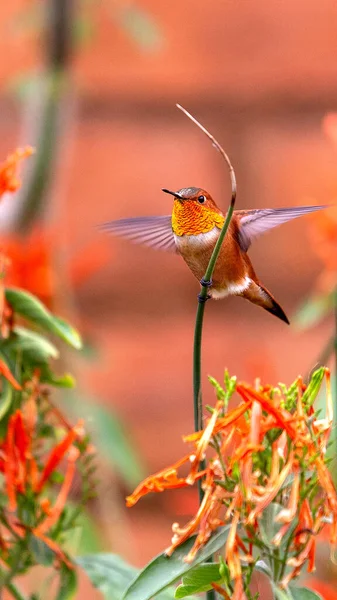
<box><xmin>100</xmin><ymin>215</ymin><xmax>177</xmax><ymax>252</ymax></box>
<box><xmin>236</xmin><ymin>205</ymin><xmax>327</xmax><ymax>252</ymax></box>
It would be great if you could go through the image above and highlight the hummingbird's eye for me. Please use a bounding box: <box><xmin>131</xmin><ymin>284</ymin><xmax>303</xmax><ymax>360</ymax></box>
<box><xmin>197</xmin><ymin>195</ymin><xmax>206</xmax><ymax>204</ymax></box>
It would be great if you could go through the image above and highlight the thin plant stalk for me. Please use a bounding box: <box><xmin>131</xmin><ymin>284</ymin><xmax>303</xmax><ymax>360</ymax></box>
<box><xmin>6</xmin><ymin>582</ymin><xmax>27</xmax><ymax>600</ymax></box>
<box><xmin>177</xmin><ymin>105</ymin><xmax>237</xmax><ymax>600</ymax></box>
<box><xmin>177</xmin><ymin>104</ymin><xmax>237</xmax><ymax>435</ymax></box>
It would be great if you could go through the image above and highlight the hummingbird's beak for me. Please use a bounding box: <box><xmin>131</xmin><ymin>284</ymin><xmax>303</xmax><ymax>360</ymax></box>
<box><xmin>162</xmin><ymin>188</ymin><xmax>183</xmax><ymax>200</ymax></box>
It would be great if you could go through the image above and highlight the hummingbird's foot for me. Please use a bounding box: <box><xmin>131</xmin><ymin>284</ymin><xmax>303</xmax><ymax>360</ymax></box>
<box><xmin>198</xmin><ymin>292</ymin><xmax>211</xmax><ymax>303</ymax></box>
<box><xmin>200</xmin><ymin>277</ymin><xmax>213</xmax><ymax>288</ymax></box>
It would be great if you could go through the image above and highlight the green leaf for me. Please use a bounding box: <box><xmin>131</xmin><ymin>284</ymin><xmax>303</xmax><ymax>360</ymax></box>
<box><xmin>259</xmin><ymin>503</ymin><xmax>295</xmax><ymax>549</ymax></box>
<box><xmin>271</xmin><ymin>583</ymin><xmax>323</xmax><ymax>600</ymax></box>
<box><xmin>77</xmin><ymin>554</ymin><xmax>194</xmax><ymax>600</ymax></box>
<box><xmin>63</xmin><ymin>393</ymin><xmax>145</xmax><ymax>487</ymax></box>
<box><xmin>272</xmin><ymin>584</ymin><xmax>293</xmax><ymax>600</ymax></box>
<box><xmin>77</xmin><ymin>554</ymin><xmax>138</xmax><ymax>599</ymax></box>
<box><xmin>8</xmin><ymin>326</ymin><xmax>59</xmax><ymax>362</ymax></box>
<box><xmin>52</xmin><ymin>316</ymin><xmax>82</xmax><ymax>349</ymax></box>
<box><xmin>29</xmin><ymin>535</ymin><xmax>55</xmax><ymax>566</ymax></box>
<box><xmin>0</xmin><ymin>373</ymin><xmax>13</xmax><ymax>421</ymax></box>
<box><xmin>5</xmin><ymin>288</ymin><xmax>82</xmax><ymax>349</ymax></box>
<box><xmin>293</xmin><ymin>293</ymin><xmax>334</xmax><ymax>329</ymax></box>
<box><xmin>302</xmin><ymin>367</ymin><xmax>326</xmax><ymax>406</ymax></box>
<box><xmin>39</xmin><ymin>366</ymin><xmax>76</xmax><ymax>388</ymax></box>
<box><xmin>288</xmin><ymin>587</ymin><xmax>323</xmax><ymax>600</ymax></box>
<box><xmin>174</xmin><ymin>563</ymin><xmax>222</xmax><ymax>597</ymax></box>
<box><xmin>55</xmin><ymin>562</ymin><xmax>78</xmax><ymax>600</ymax></box>
<box><xmin>123</xmin><ymin>525</ymin><xmax>230</xmax><ymax>600</ymax></box>
<box><xmin>76</xmin><ymin>553</ymin><xmax>174</xmax><ymax>600</ymax></box>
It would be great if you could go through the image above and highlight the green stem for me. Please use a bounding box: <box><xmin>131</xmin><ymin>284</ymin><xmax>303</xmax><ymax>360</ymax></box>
<box><xmin>0</xmin><ymin>563</ymin><xmax>27</xmax><ymax>600</ymax></box>
<box><xmin>193</xmin><ymin>196</ymin><xmax>236</xmax><ymax>435</ymax></box>
<box><xmin>6</xmin><ymin>581</ymin><xmax>27</xmax><ymax>600</ymax></box>
<box><xmin>178</xmin><ymin>105</ymin><xmax>237</xmax><ymax>600</ymax></box>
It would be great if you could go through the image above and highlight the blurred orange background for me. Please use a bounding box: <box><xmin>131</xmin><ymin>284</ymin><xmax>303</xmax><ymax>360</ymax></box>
<box><xmin>1</xmin><ymin>1</ymin><xmax>337</xmax><ymax>598</ymax></box>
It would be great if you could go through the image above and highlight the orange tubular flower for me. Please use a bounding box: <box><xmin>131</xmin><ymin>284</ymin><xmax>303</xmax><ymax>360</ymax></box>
<box><xmin>187</xmin><ymin>400</ymin><xmax>223</xmax><ymax>484</ymax></box>
<box><xmin>34</xmin><ymin>422</ymin><xmax>83</xmax><ymax>493</ymax></box>
<box><xmin>3</xmin><ymin>411</ymin><xmax>30</xmax><ymax>510</ymax></box>
<box><xmin>126</xmin><ymin>455</ymin><xmax>195</xmax><ymax>508</ymax></box>
<box><xmin>34</xmin><ymin>446</ymin><xmax>80</xmax><ymax>535</ymax></box>
<box><xmin>0</xmin><ymin>359</ymin><xmax>21</xmax><ymax>390</ymax></box>
<box><xmin>0</xmin><ymin>147</ymin><xmax>33</xmax><ymax>198</ymax></box>
<box><xmin>127</xmin><ymin>368</ymin><xmax>337</xmax><ymax>593</ymax></box>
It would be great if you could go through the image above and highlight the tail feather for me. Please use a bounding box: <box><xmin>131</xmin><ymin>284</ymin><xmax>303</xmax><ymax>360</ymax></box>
<box><xmin>241</xmin><ymin>281</ymin><xmax>290</xmax><ymax>324</ymax></box>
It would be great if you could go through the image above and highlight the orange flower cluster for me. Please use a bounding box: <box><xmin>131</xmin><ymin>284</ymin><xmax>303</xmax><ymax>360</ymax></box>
<box><xmin>0</xmin><ymin>384</ymin><xmax>88</xmax><ymax>567</ymax></box>
<box><xmin>127</xmin><ymin>370</ymin><xmax>336</xmax><ymax>598</ymax></box>
<box><xmin>307</xmin><ymin>112</ymin><xmax>337</xmax><ymax>293</ymax></box>
<box><xmin>1</xmin><ymin>228</ymin><xmax>111</xmax><ymax>308</ymax></box>
<box><xmin>0</xmin><ymin>147</ymin><xmax>109</xmax><ymax>308</ymax></box>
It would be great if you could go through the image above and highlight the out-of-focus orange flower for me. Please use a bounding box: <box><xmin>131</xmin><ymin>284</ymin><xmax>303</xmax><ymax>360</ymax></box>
<box><xmin>0</xmin><ymin>147</ymin><xmax>33</xmax><ymax>198</ymax></box>
<box><xmin>1</xmin><ymin>227</ymin><xmax>111</xmax><ymax>308</ymax></box>
<box><xmin>306</xmin><ymin>577</ymin><xmax>337</xmax><ymax>600</ymax></box>
<box><xmin>306</xmin><ymin>113</ymin><xmax>337</xmax><ymax>293</ymax></box>
<box><xmin>126</xmin><ymin>369</ymin><xmax>336</xmax><ymax>596</ymax></box>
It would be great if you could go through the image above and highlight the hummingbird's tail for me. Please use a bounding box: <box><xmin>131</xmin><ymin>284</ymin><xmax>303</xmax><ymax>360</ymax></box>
<box><xmin>241</xmin><ymin>281</ymin><xmax>290</xmax><ymax>324</ymax></box>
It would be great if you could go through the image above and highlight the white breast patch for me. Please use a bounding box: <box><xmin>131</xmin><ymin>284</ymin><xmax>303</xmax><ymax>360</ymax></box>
<box><xmin>173</xmin><ymin>227</ymin><xmax>219</xmax><ymax>250</ymax></box>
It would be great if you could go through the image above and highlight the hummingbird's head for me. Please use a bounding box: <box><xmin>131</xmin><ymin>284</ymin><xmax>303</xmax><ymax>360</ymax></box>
<box><xmin>162</xmin><ymin>187</ymin><xmax>216</xmax><ymax>206</ymax></box>
<box><xmin>162</xmin><ymin>187</ymin><xmax>223</xmax><ymax>236</ymax></box>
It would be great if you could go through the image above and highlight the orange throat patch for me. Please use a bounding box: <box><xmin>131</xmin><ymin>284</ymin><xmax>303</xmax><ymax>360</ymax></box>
<box><xmin>172</xmin><ymin>200</ymin><xmax>225</xmax><ymax>236</ymax></box>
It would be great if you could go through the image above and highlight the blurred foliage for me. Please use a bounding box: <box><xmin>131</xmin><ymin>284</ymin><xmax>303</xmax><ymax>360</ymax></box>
<box><xmin>63</xmin><ymin>392</ymin><xmax>146</xmax><ymax>488</ymax></box>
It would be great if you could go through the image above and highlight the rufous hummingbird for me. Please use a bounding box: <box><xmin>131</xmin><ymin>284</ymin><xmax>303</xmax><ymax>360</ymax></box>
<box><xmin>101</xmin><ymin>187</ymin><xmax>326</xmax><ymax>324</ymax></box>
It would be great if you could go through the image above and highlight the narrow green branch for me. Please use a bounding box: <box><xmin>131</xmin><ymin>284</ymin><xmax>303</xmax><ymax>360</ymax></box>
<box><xmin>6</xmin><ymin>581</ymin><xmax>28</xmax><ymax>600</ymax></box>
<box><xmin>177</xmin><ymin>104</ymin><xmax>236</xmax><ymax>435</ymax></box>
<box><xmin>177</xmin><ymin>105</ymin><xmax>237</xmax><ymax>600</ymax></box>
<box><xmin>0</xmin><ymin>564</ymin><xmax>27</xmax><ymax>600</ymax></box>
<box><xmin>193</xmin><ymin>198</ymin><xmax>236</xmax><ymax>431</ymax></box>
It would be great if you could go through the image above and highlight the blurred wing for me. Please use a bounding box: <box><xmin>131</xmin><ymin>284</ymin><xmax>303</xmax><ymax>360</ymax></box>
<box><xmin>237</xmin><ymin>205</ymin><xmax>327</xmax><ymax>252</ymax></box>
<box><xmin>100</xmin><ymin>215</ymin><xmax>177</xmax><ymax>252</ymax></box>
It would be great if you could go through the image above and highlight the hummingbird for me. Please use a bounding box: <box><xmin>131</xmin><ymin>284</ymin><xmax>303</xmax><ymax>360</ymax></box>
<box><xmin>101</xmin><ymin>187</ymin><xmax>326</xmax><ymax>324</ymax></box>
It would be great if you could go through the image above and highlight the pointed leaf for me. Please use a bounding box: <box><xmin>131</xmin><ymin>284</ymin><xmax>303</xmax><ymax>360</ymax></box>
<box><xmin>288</xmin><ymin>587</ymin><xmax>323</xmax><ymax>600</ymax></box>
<box><xmin>272</xmin><ymin>585</ymin><xmax>293</xmax><ymax>600</ymax></box>
<box><xmin>302</xmin><ymin>367</ymin><xmax>326</xmax><ymax>406</ymax></box>
<box><xmin>271</xmin><ymin>583</ymin><xmax>323</xmax><ymax>600</ymax></box>
<box><xmin>0</xmin><ymin>377</ymin><xmax>13</xmax><ymax>421</ymax></box>
<box><xmin>29</xmin><ymin>535</ymin><xmax>55</xmax><ymax>566</ymax></box>
<box><xmin>0</xmin><ymin>351</ymin><xmax>14</xmax><ymax>421</ymax></box>
<box><xmin>77</xmin><ymin>554</ymin><xmax>185</xmax><ymax>600</ymax></box>
<box><xmin>123</xmin><ymin>525</ymin><xmax>230</xmax><ymax>600</ymax></box>
<box><xmin>5</xmin><ymin>288</ymin><xmax>82</xmax><ymax>349</ymax></box>
<box><xmin>40</xmin><ymin>366</ymin><xmax>76</xmax><ymax>388</ymax></box>
<box><xmin>259</xmin><ymin>503</ymin><xmax>296</xmax><ymax>549</ymax></box>
<box><xmin>7</xmin><ymin>326</ymin><xmax>59</xmax><ymax>362</ymax></box>
<box><xmin>55</xmin><ymin>562</ymin><xmax>78</xmax><ymax>600</ymax></box>
<box><xmin>174</xmin><ymin>563</ymin><xmax>222</xmax><ymax>597</ymax></box>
